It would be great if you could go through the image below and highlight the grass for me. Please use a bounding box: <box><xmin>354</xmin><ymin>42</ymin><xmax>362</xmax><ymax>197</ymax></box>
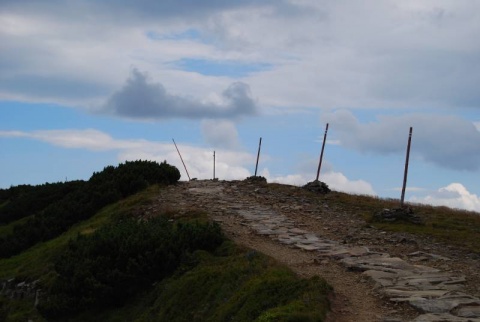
<box><xmin>0</xmin><ymin>216</ymin><xmax>32</xmax><ymax>238</ymax></box>
<box><xmin>70</xmin><ymin>242</ymin><xmax>331</xmax><ymax>322</ymax></box>
<box><xmin>0</xmin><ymin>185</ymin><xmax>163</xmax><ymax>282</ymax></box>
<box><xmin>0</xmin><ymin>184</ymin><xmax>332</xmax><ymax>322</ymax></box>
<box><xmin>262</xmin><ymin>183</ymin><xmax>480</xmax><ymax>253</ymax></box>
<box><xmin>0</xmin><ymin>186</ymin><xmax>164</xmax><ymax>322</ymax></box>
<box><xmin>320</xmin><ymin>190</ymin><xmax>480</xmax><ymax>253</ymax></box>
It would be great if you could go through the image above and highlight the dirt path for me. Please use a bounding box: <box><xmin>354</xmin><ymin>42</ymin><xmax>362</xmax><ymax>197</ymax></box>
<box><xmin>146</xmin><ymin>180</ymin><xmax>480</xmax><ymax>322</ymax></box>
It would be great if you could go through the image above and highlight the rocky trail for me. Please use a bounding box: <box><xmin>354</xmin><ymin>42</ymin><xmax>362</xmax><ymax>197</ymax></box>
<box><xmin>146</xmin><ymin>180</ymin><xmax>480</xmax><ymax>322</ymax></box>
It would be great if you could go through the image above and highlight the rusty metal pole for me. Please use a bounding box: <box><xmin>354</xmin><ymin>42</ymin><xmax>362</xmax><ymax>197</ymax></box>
<box><xmin>172</xmin><ymin>138</ymin><xmax>191</xmax><ymax>181</ymax></box>
<box><xmin>254</xmin><ymin>137</ymin><xmax>262</xmax><ymax>177</ymax></box>
<box><xmin>316</xmin><ymin>123</ymin><xmax>329</xmax><ymax>181</ymax></box>
<box><xmin>400</xmin><ymin>127</ymin><xmax>413</xmax><ymax>207</ymax></box>
<box><xmin>213</xmin><ymin>151</ymin><xmax>216</xmax><ymax>180</ymax></box>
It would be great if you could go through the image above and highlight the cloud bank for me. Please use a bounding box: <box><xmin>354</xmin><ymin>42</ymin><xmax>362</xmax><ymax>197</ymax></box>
<box><xmin>2</xmin><ymin>1</ymin><xmax>480</xmax><ymax>110</ymax></box>
<box><xmin>324</xmin><ymin>110</ymin><xmax>480</xmax><ymax>171</ymax></box>
<box><xmin>411</xmin><ymin>183</ymin><xmax>480</xmax><ymax>212</ymax></box>
<box><xmin>201</xmin><ymin>119</ymin><xmax>240</xmax><ymax>149</ymax></box>
<box><xmin>103</xmin><ymin>69</ymin><xmax>257</xmax><ymax>120</ymax></box>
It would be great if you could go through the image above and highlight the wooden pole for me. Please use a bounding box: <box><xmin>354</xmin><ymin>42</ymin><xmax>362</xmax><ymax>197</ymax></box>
<box><xmin>172</xmin><ymin>139</ymin><xmax>191</xmax><ymax>181</ymax></box>
<box><xmin>400</xmin><ymin>127</ymin><xmax>413</xmax><ymax>207</ymax></box>
<box><xmin>254</xmin><ymin>137</ymin><xmax>262</xmax><ymax>176</ymax></box>
<box><xmin>316</xmin><ymin>123</ymin><xmax>329</xmax><ymax>181</ymax></box>
<box><xmin>213</xmin><ymin>151</ymin><xmax>216</xmax><ymax>180</ymax></box>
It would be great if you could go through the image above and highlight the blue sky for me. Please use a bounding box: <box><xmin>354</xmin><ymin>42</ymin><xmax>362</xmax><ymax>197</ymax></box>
<box><xmin>1</xmin><ymin>0</ymin><xmax>480</xmax><ymax>212</ymax></box>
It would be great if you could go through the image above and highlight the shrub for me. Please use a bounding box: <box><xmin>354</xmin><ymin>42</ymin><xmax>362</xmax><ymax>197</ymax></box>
<box><xmin>0</xmin><ymin>161</ymin><xmax>181</xmax><ymax>258</ymax></box>
<box><xmin>39</xmin><ymin>217</ymin><xmax>224</xmax><ymax>318</ymax></box>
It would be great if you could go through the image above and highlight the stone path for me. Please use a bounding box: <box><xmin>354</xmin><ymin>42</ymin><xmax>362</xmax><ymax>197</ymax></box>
<box><xmin>153</xmin><ymin>180</ymin><xmax>480</xmax><ymax>322</ymax></box>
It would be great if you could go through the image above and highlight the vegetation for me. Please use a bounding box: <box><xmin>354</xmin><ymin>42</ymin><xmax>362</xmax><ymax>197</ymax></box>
<box><xmin>135</xmin><ymin>245</ymin><xmax>330</xmax><ymax>322</ymax></box>
<box><xmin>324</xmin><ymin>191</ymin><xmax>480</xmax><ymax>253</ymax></box>
<box><xmin>0</xmin><ymin>181</ymin><xmax>85</xmax><ymax>224</ymax></box>
<box><xmin>0</xmin><ymin>168</ymin><xmax>331</xmax><ymax>322</ymax></box>
<box><xmin>0</xmin><ymin>160</ymin><xmax>180</xmax><ymax>258</ymax></box>
<box><xmin>267</xmin><ymin>183</ymin><xmax>480</xmax><ymax>253</ymax></box>
<box><xmin>39</xmin><ymin>217</ymin><xmax>224</xmax><ymax>319</ymax></box>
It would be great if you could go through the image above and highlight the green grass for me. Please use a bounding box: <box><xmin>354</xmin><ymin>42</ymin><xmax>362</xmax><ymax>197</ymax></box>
<box><xmin>263</xmin><ymin>183</ymin><xmax>480</xmax><ymax>253</ymax></box>
<box><xmin>70</xmin><ymin>242</ymin><xmax>331</xmax><ymax>322</ymax></box>
<box><xmin>0</xmin><ymin>186</ymin><xmax>163</xmax><ymax>322</ymax></box>
<box><xmin>0</xmin><ymin>185</ymin><xmax>163</xmax><ymax>283</ymax></box>
<box><xmin>0</xmin><ymin>216</ymin><xmax>32</xmax><ymax>238</ymax></box>
<box><xmin>144</xmin><ymin>247</ymin><xmax>330</xmax><ymax>322</ymax></box>
<box><xmin>1</xmin><ymin>184</ymin><xmax>332</xmax><ymax>322</ymax></box>
<box><xmin>320</xmin><ymin>191</ymin><xmax>480</xmax><ymax>253</ymax></box>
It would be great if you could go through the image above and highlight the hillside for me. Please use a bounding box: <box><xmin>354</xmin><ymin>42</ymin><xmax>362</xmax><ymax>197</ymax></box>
<box><xmin>1</xmin><ymin>169</ymin><xmax>480</xmax><ymax>321</ymax></box>
<box><xmin>0</xmin><ymin>165</ymin><xmax>330</xmax><ymax>322</ymax></box>
<box><xmin>150</xmin><ymin>179</ymin><xmax>480</xmax><ymax>322</ymax></box>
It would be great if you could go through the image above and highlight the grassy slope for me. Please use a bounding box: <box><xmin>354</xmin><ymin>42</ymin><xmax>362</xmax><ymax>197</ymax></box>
<box><xmin>6</xmin><ymin>180</ymin><xmax>478</xmax><ymax>321</ymax></box>
<box><xmin>325</xmin><ymin>190</ymin><xmax>480</xmax><ymax>253</ymax></box>
<box><xmin>267</xmin><ymin>183</ymin><xmax>480</xmax><ymax>253</ymax></box>
<box><xmin>70</xmin><ymin>244</ymin><xmax>330</xmax><ymax>322</ymax></box>
<box><xmin>0</xmin><ymin>216</ymin><xmax>31</xmax><ymax>239</ymax></box>
<box><xmin>0</xmin><ymin>186</ymin><xmax>163</xmax><ymax>322</ymax></box>
<box><xmin>0</xmin><ymin>185</ymin><xmax>163</xmax><ymax>282</ymax></box>
<box><xmin>0</xmin><ymin>185</ymin><xmax>331</xmax><ymax>322</ymax></box>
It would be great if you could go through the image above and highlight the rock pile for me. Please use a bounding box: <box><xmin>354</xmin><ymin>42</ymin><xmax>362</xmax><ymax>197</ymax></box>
<box><xmin>1</xmin><ymin>278</ymin><xmax>41</xmax><ymax>307</ymax></box>
<box><xmin>374</xmin><ymin>207</ymin><xmax>424</xmax><ymax>225</ymax></box>
<box><xmin>303</xmin><ymin>180</ymin><xmax>331</xmax><ymax>194</ymax></box>
<box><xmin>244</xmin><ymin>176</ymin><xmax>267</xmax><ymax>184</ymax></box>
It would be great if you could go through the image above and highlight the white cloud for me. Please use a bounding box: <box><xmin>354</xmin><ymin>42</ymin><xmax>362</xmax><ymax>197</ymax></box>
<box><xmin>0</xmin><ymin>128</ymin><xmax>254</xmax><ymax>181</ymax></box>
<box><xmin>261</xmin><ymin>168</ymin><xmax>376</xmax><ymax>195</ymax></box>
<box><xmin>323</xmin><ymin>110</ymin><xmax>480</xmax><ymax>171</ymax></box>
<box><xmin>201</xmin><ymin>119</ymin><xmax>240</xmax><ymax>148</ymax></box>
<box><xmin>322</xmin><ymin>171</ymin><xmax>376</xmax><ymax>195</ymax></box>
<box><xmin>410</xmin><ymin>183</ymin><xmax>480</xmax><ymax>212</ymax></box>
<box><xmin>475</xmin><ymin>122</ymin><xmax>480</xmax><ymax>131</ymax></box>
<box><xmin>2</xmin><ymin>1</ymin><xmax>480</xmax><ymax>110</ymax></box>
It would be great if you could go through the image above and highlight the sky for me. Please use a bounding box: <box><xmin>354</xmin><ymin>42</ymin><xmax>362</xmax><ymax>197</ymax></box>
<box><xmin>1</xmin><ymin>0</ymin><xmax>480</xmax><ymax>212</ymax></box>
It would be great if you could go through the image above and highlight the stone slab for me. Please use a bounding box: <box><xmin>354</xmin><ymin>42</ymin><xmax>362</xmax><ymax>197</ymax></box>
<box><xmin>409</xmin><ymin>293</ymin><xmax>480</xmax><ymax>313</ymax></box>
<box><xmin>289</xmin><ymin>228</ymin><xmax>308</xmax><ymax>234</ymax></box>
<box><xmin>454</xmin><ymin>305</ymin><xmax>480</xmax><ymax>318</ymax></box>
<box><xmin>295</xmin><ymin>243</ymin><xmax>321</xmax><ymax>251</ymax></box>
<box><xmin>413</xmin><ymin>313</ymin><xmax>480</xmax><ymax>322</ymax></box>
<box><xmin>383</xmin><ymin>288</ymin><xmax>448</xmax><ymax>299</ymax></box>
<box><xmin>363</xmin><ymin>270</ymin><xmax>398</xmax><ymax>287</ymax></box>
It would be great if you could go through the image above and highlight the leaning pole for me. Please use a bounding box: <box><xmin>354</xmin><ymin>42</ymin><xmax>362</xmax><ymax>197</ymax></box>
<box><xmin>316</xmin><ymin>123</ymin><xmax>329</xmax><ymax>181</ymax></box>
<box><xmin>172</xmin><ymin>138</ymin><xmax>191</xmax><ymax>181</ymax></box>
<box><xmin>400</xmin><ymin>127</ymin><xmax>413</xmax><ymax>207</ymax></box>
<box><xmin>254</xmin><ymin>137</ymin><xmax>262</xmax><ymax>177</ymax></box>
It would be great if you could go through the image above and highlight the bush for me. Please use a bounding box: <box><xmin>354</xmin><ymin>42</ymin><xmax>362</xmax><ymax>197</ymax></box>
<box><xmin>0</xmin><ymin>161</ymin><xmax>181</xmax><ymax>258</ymax></box>
<box><xmin>39</xmin><ymin>217</ymin><xmax>224</xmax><ymax>318</ymax></box>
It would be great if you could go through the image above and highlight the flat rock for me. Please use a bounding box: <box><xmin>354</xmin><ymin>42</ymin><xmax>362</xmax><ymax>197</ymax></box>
<box><xmin>383</xmin><ymin>288</ymin><xmax>448</xmax><ymax>299</ymax></box>
<box><xmin>295</xmin><ymin>243</ymin><xmax>321</xmax><ymax>251</ymax></box>
<box><xmin>408</xmin><ymin>251</ymin><xmax>450</xmax><ymax>261</ymax></box>
<box><xmin>453</xmin><ymin>305</ymin><xmax>480</xmax><ymax>318</ymax></box>
<box><xmin>413</xmin><ymin>313</ymin><xmax>480</xmax><ymax>321</ymax></box>
<box><xmin>409</xmin><ymin>293</ymin><xmax>480</xmax><ymax>313</ymax></box>
<box><xmin>363</xmin><ymin>270</ymin><xmax>398</xmax><ymax>287</ymax></box>
<box><xmin>289</xmin><ymin>228</ymin><xmax>308</xmax><ymax>234</ymax></box>
<box><xmin>341</xmin><ymin>255</ymin><xmax>415</xmax><ymax>272</ymax></box>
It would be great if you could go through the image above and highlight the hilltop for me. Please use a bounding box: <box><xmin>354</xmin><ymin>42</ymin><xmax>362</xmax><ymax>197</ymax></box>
<box><xmin>151</xmin><ymin>179</ymin><xmax>480</xmax><ymax>322</ymax></box>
